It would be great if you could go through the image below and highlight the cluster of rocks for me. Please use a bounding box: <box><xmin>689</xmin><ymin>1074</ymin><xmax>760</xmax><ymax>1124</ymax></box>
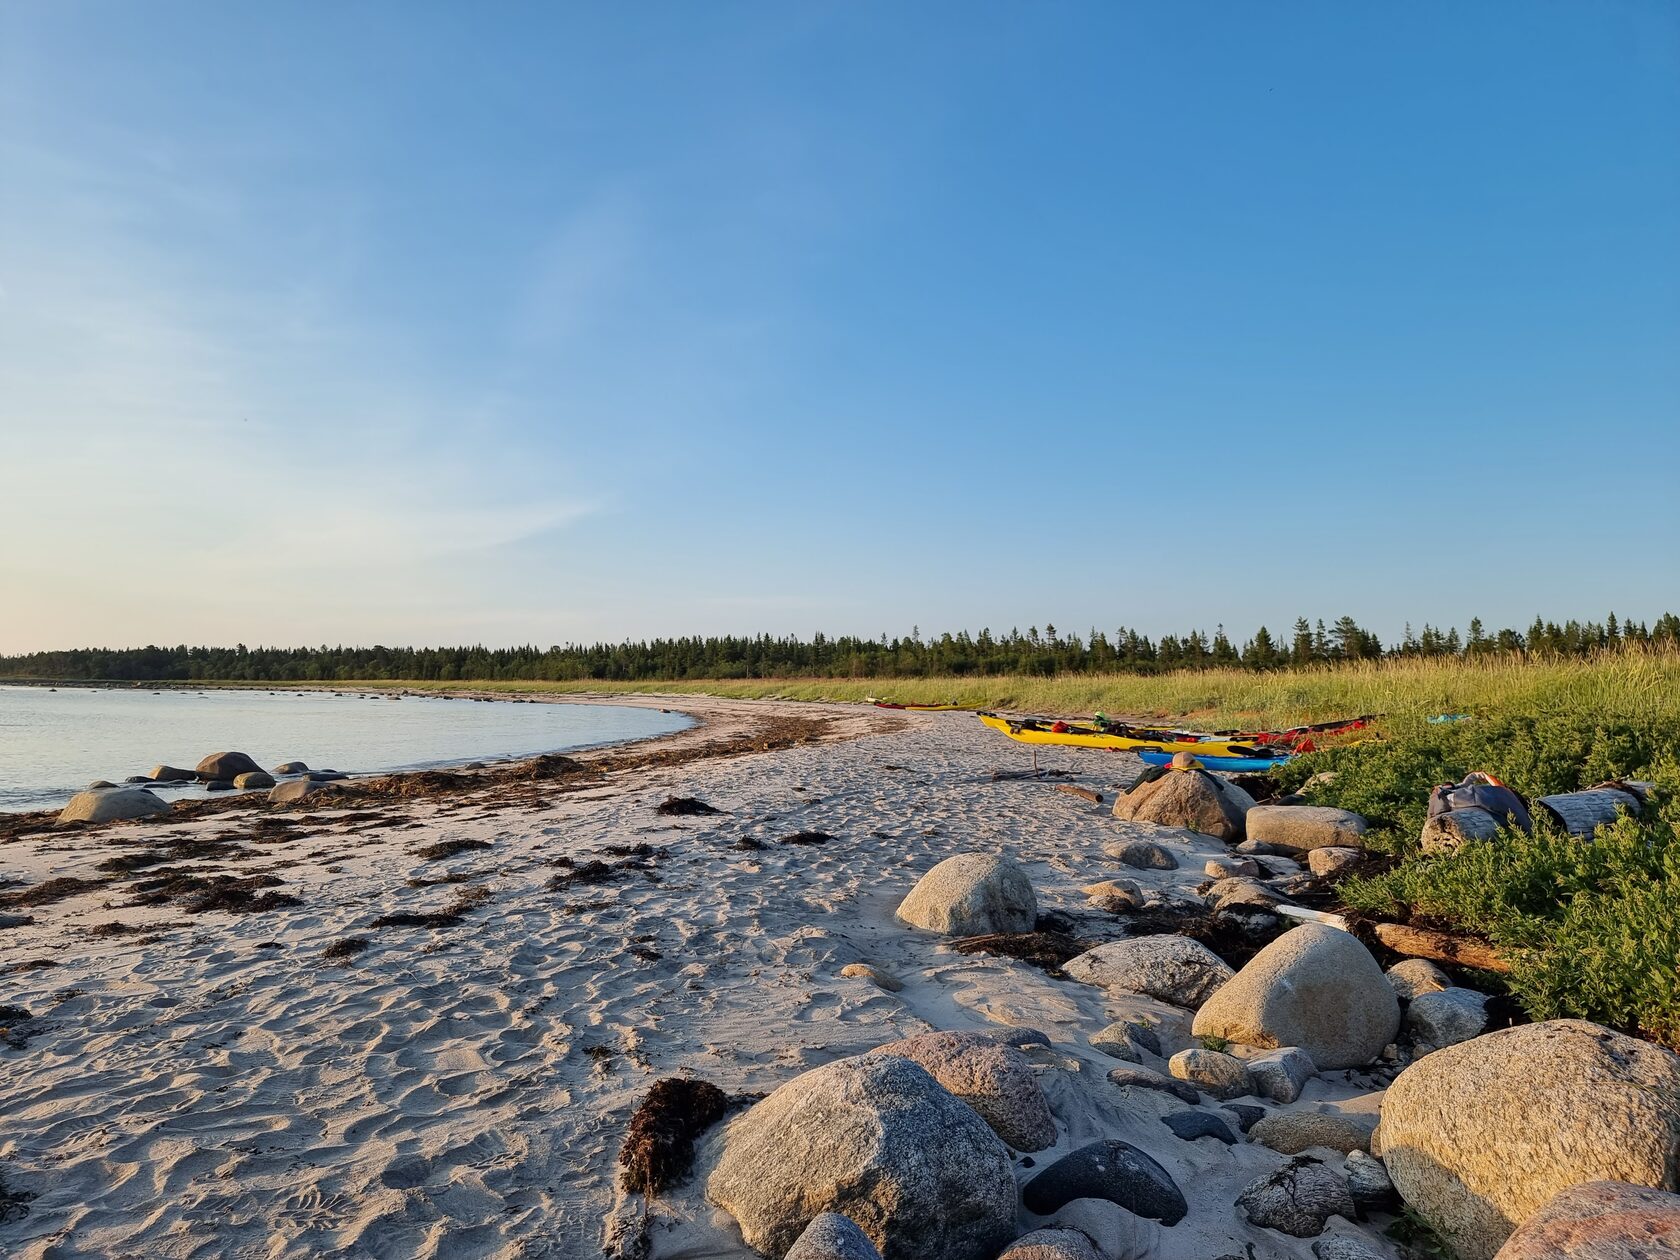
<box><xmin>55</xmin><ymin>752</ymin><xmax>341</xmax><ymax>823</ymax></box>
<box><xmin>814</xmin><ymin>762</ymin><xmax>1680</xmax><ymax>1260</ymax></box>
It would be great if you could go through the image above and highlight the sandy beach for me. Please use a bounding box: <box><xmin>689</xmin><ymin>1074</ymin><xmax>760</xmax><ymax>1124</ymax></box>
<box><xmin>3</xmin><ymin>698</ymin><xmax>1404</xmax><ymax>1259</ymax></box>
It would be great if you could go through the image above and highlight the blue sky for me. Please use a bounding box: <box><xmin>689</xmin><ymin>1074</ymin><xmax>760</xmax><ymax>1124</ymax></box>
<box><xmin>2</xmin><ymin>2</ymin><xmax>1676</xmax><ymax>653</ymax></box>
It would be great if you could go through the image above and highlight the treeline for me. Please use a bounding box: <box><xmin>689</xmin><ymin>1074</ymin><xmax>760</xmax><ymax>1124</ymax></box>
<box><xmin>3</xmin><ymin>612</ymin><xmax>1676</xmax><ymax>684</ymax></box>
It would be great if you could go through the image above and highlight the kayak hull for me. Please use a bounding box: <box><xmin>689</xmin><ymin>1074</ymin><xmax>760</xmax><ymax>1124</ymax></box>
<box><xmin>1137</xmin><ymin>749</ymin><xmax>1294</xmax><ymax>773</ymax></box>
<box><xmin>977</xmin><ymin>713</ymin><xmax>1264</xmax><ymax>758</ymax></box>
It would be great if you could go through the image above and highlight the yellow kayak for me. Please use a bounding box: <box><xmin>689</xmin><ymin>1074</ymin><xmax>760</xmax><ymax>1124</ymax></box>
<box><xmin>977</xmin><ymin>712</ymin><xmax>1265</xmax><ymax>758</ymax></box>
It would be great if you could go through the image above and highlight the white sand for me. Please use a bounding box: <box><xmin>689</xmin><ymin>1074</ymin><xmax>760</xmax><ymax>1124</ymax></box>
<box><xmin>0</xmin><ymin>700</ymin><xmax>1400</xmax><ymax>1260</ymax></box>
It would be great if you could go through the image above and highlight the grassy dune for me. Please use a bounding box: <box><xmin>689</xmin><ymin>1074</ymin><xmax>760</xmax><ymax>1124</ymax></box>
<box><xmin>290</xmin><ymin>648</ymin><xmax>1680</xmax><ymax>730</ymax></box>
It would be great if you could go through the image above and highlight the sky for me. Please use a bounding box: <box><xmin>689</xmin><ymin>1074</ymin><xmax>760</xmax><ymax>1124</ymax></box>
<box><xmin>2</xmin><ymin>2</ymin><xmax>1676</xmax><ymax>654</ymax></box>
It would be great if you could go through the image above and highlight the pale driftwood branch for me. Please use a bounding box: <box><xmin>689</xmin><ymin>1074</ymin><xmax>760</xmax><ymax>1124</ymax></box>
<box><xmin>1053</xmin><ymin>784</ymin><xmax>1104</xmax><ymax>805</ymax></box>
<box><xmin>1371</xmin><ymin>921</ymin><xmax>1511</xmax><ymax>974</ymax></box>
<box><xmin>1419</xmin><ymin>807</ymin><xmax>1504</xmax><ymax>855</ymax></box>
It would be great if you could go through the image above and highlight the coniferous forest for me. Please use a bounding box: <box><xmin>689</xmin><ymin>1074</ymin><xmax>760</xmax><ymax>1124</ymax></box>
<box><xmin>2</xmin><ymin>612</ymin><xmax>1674</xmax><ymax>684</ymax></box>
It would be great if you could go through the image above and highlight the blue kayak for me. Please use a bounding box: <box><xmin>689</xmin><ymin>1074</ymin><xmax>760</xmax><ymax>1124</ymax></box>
<box><xmin>1137</xmin><ymin>748</ymin><xmax>1294</xmax><ymax>773</ymax></box>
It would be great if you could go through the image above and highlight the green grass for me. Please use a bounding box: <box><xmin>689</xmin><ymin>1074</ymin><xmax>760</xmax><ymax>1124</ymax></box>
<box><xmin>162</xmin><ymin>646</ymin><xmax>1680</xmax><ymax>731</ymax></box>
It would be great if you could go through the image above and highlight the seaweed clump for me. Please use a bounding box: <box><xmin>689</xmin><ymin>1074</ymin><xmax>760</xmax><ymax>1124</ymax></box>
<box><xmin>618</xmin><ymin>1076</ymin><xmax>729</xmax><ymax>1195</ymax></box>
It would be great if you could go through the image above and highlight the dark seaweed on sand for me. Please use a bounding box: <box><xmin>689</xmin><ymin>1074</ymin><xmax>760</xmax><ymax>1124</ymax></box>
<box><xmin>1</xmin><ymin>877</ymin><xmax>109</xmax><ymax>909</ymax></box>
<box><xmin>618</xmin><ymin>1076</ymin><xmax>729</xmax><ymax>1195</ymax></box>
<box><xmin>412</xmin><ymin>838</ymin><xmax>492</xmax><ymax>861</ymax></box>
<box><xmin>369</xmin><ymin>884</ymin><xmax>491</xmax><ymax>930</ymax></box>
<box><xmin>949</xmin><ymin>930</ymin><xmax>1091</xmax><ymax>975</ymax></box>
<box><xmin>0</xmin><ymin>1165</ymin><xmax>35</xmax><ymax>1224</ymax></box>
<box><xmin>656</xmin><ymin>796</ymin><xmax>720</xmax><ymax>817</ymax></box>
<box><xmin>322</xmin><ymin>937</ymin><xmax>371</xmax><ymax>964</ymax></box>
<box><xmin>778</xmin><ymin>831</ymin><xmax>832</xmax><ymax>846</ymax></box>
<box><xmin>127</xmin><ymin>871</ymin><xmax>301</xmax><ymax>914</ymax></box>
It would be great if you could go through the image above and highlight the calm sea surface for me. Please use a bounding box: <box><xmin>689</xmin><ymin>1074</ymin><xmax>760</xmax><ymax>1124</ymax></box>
<box><xmin>0</xmin><ymin>686</ymin><xmax>692</xmax><ymax>813</ymax></box>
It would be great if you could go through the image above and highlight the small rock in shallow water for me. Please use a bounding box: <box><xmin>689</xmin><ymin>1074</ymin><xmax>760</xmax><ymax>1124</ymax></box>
<box><xmin>1161</xmin><ymin>1110</ymin><xmax>1238</xmax><ymax>1144</ymax></box>
<box><xmin>1022</xmin><ymin>1140</ymin><xmax>1188</xmax><ymax>1224</ymax></box>
<box><xmin>1238</xmin><ymin>1156</ymin><xmax>1357</xmax><ymax>1237</ymax></box>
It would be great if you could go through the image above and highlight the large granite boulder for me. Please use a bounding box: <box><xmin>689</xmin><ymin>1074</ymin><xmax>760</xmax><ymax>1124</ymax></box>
<box><xmin>1379</xmin><ymin>1020</ymin><xmax>1680</xmax><ymax>1260</ymax></box>
<box><xmin>148</xmin><ymin>765</ymin><xmax>196</xmax><ymax>782</ymax></box>
<box><xmin>1112</xmin><ymin>769</ymin><xmax>1255</xmax><ymax>841</ymax></box>
<box><xmin>896</xmin><ymin>854</ymin><xmax>1036</xmax><ymax>936</ymax></box>
<box><xmin>1493</xmin><ymin>1181</ymin><xmax>1680</xmax><ymax>1260</ymax></box>
<box><xmin>867</xmin><ymin>1031</ymin><xmax>1056</xmax><ymax>1151</ymax></box>
<box><xmin>1244</xmin><ymin>806</ymin><xmax>1368</xmax><ymax>853</ymax></box>
<box><xmin>1192</xmin><ymin>924</ymin><xmax>1397</xmax><ymax>1069</ymax></box>
<box><xmin>196</xmin><ymin>751</ymin><xmax>262</xmax><ymax>781</ymax></box>
<box><xmin>57</xmin><ymin>787</ymin><xmax>169</xmax><ymax>825</ymax></box>
<box><xmin>703</xmin><ymin>1055</ymin><xmax>1016</xmax><ymax>1260</ymax></box>
<box><xmin>1063</xmin><ymin>936</ymin><xmax>1234</xmax><ymax>1008</ymax></box>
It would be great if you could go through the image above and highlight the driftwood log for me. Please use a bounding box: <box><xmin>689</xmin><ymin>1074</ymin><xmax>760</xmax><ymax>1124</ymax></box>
<box><xmin>1536</xmin><ymin>787</ymin><xmax>1643</xmax><ymax>837</ymax></box>
<box><xmin>1053</xmin><ymin>784</ymin><xmax>1104</xmax><ymax>805</ymax></box>
<box><xmin>1419</xmin><ymin>807</ymin><xmax>1505</xmax><ymax>855</ymax></box>
<box><xmin>1371</xmin><ymin>921</ymin><xmax>1510</xmax><ymax>974</ymax></box>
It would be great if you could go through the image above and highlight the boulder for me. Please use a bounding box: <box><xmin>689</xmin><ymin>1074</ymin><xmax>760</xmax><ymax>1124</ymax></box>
<box><xmin>272</xmin><ymin>761</ymin><xmax>309</xmax><ymax>775</ymax></box>
<box><xmin>1021</xmin><ymin>1140</ymin><xmax>1188</xmax><ymax>1225</ymax></box>
<box><xmin>307</xmin><ymin>770</ymin><xmax>349</xmax><ymax>781</ymax></box>
<box><xmin>233</xmin><ymin>771</ymin><xmax>276</xmax><ymax>790</ymax></box>
<box><xmin>1168</xmin><ymin>1048</ymin><xmax>1252</xmax><ymax>1100</ymax></box>
<box><xmin>1063</xmin><ymin>936</ymin><xmax>1235</xmax><ymax>1008</ymax></box>
<box><xmin>149</xmin><ymin>765</ymin><xmax>197</xmax><ymax>782</ymax></box>
<box><xmin>1245</xmin><ymin>806</ymin><xmax>1368</xmax><ymax>853</ymax></box>
<box><xmin>87</xmin><ymin>779</ymin><xmax>116</xmax><ymax>789</ymax></box>
<box><xmin>1405</xmin><ymin>988</ymin><xmax>1487</xmax><ymax>1049</ymax></box>
<box><xmin>1091</xmin><ymin>1020</ymin><xmax>1162</xmax><ymax>1062</ymax></box>
<box><xmin>268</xmin><ymin>778</ymin><xmax>340</xmax><ymax>805</ymax></box>
<box><xmin>786</xmin><ymin>1213</ymin><xmax>884</xmax><ymax>1260</ymax></box>
<box><xmin>1250</xmin><ymin>1111</ymin><xmax>1376</xmax><ymax>1155</ymax></box>
<box><xmin>703</xmin><ymin>1055</ymin><xmax>1016</xmax><ymax>1260</ymax></box>
<box><xmin>998</xmin><ymin>1229</ymin><xmax>1106</xmax><ymax>1260</ymax></box>
<box><xmin>1041</xmin><ymin>1199</ymin><xmax>1158</xmax><ymax>1260</ymax></box>
<box><xmin>1314</xmin><ymin>1237</ymin><xmax>1388</xmax><ymax>1260</ymax></box>
<box><xmin>1386</xmin><ymin>959</ymin><xmax>1451</xmax><ymax>1001</ymax></box>
<box><xmin>1420</xmin><ymin>807</ymin><xmax>1505</xmax><ymax>856</ymax></box>
<box><xmin>1493</xmin><ymin>1181</ymin><xmax>1680</xmax><ymax>1260</ymax></box>
<box><xmin>1224</xmin><ymin>1103</ymin><xmax>1268</xmax><ymax>1133</ymax></box>
<box><xmin>57</xmin><ymin>787</ymin><xmax>169</xmax><ymax>825</ymax></box>
<box><xmin>867</xmin><ymin>1031</ymin><xmax>1056</xmax><ymax>1152</ymax></box>
<box><xmin>1206</xmin><ymin>857</ymin><xmax>1261</xmax><ymax>878</ymax></box>
<box><xmin>1379</xmin><ymin>1019</ymin><xmax>1680</xmax><ymax>1260</ymax></box>
<box><xmin>1161</xmin><ymin>1109</ymin><xmax>1239</xmax><ymax>1144</ymax></box>
<box><xmin>122</xmin><ymin>775</ymin><xmax>153</xmax><ymax>784</ymax></box>
<box><xmin>1238</xmin><ymin>1157</ymin><xmax>1357</xmax><ymax>1237</ymax></box>
<box><xmin>1103</xmin><ymin>840</ymin><xmax>1179</xmax><ymax>871</ymax></box>
<box><xmin>1248</xmin><ymin>1047</ymin><xmax>1317</xmax><ymax>1104</ymax></box>
<box><xmin>1206</xmin><ymin>877</ymin><xmax>1286</xmax><ymax>912</ymax></box>
<box><xmin>1308</xmin><ymin>847</ymin><xmax>1364</xmax><ymax>878</ymax></box>
<box><xmin>840</xmin><ymin>963</ymin><xmax>903</xmax><ymax>993</ymax></box>
<box><xmin>896</xmin><ymin>854</ymin><xmax>1036</xmax><ymax>936</ymax></box>
<box><xmin>204</xmin><ymin>780</ymin><xmax>235</xmax><ymax>792</ymax></box>
<box><xmin>1112</xmin><ymin>769</ymin><xmax>1255</xmax><ymax>841</ymax></box>
<box><xmin>1345</xmin><ymin>1151</ymin><xmax>1398</xmax><ymax>1214</ymax></box>
<box><xmin>196</xmin><ymin>752</ymin><xmax>262</xmax><ymax>781</ymax></box>
<box><xmin>1191</xmin><ymin>924</ymin><xmax>1400</xmax><ymax>1069</ymax></box>
<box><xmin>1106</xmin><ymin>1064</ymin><xmax>1201</xmax><ymax>1103</ymax></box>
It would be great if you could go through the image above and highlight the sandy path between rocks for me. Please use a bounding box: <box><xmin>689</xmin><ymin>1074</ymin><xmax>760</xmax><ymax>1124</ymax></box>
<box><xmin>0</xmin><ymin>701</ymin><xmax>1397</xmax><ymax>1260</ymax></box>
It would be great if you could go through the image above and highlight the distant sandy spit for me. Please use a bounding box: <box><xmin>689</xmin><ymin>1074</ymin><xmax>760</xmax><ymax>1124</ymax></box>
<box><xmin>0</xmin><ymin>701</ymin><xmax>1393</xmax><ymax>1260</ymax></box>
